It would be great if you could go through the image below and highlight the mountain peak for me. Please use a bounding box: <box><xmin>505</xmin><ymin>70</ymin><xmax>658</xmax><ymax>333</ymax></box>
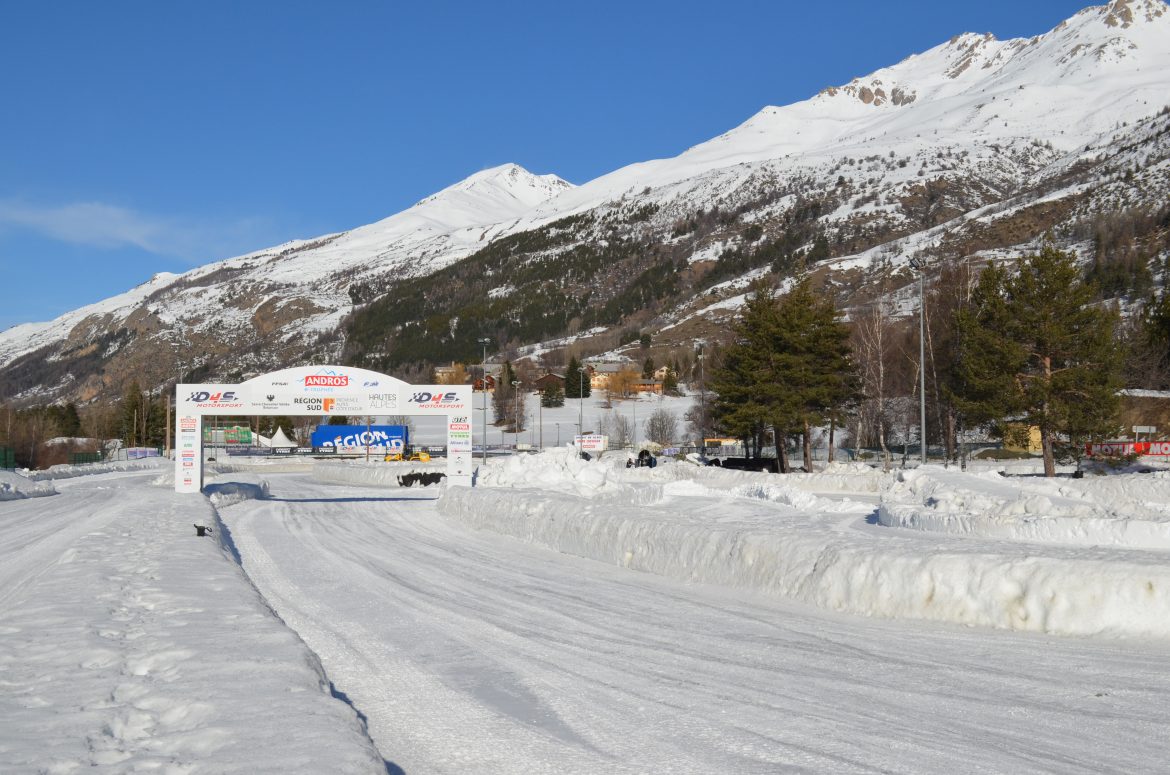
<box><xmin>416</xmin><ymin>163</ymin><xmax>572</xmax><ymax>212</ymax></box>
<box><xmin>1100</xmin><ymin>0</ymin><xmax>1167</xmax><ymax>28</ymax></box>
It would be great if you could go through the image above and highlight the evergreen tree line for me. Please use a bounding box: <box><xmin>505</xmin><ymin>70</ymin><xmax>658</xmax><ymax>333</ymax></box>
<box><xmin>0</xmin><ymin>379</ymin><xmax>170</xmax><ymax>469</ymax></box>
<box><xmin>707</xmin><ymin>247</ymin><xmax>1133</xmax><ymax>477</ymax></box>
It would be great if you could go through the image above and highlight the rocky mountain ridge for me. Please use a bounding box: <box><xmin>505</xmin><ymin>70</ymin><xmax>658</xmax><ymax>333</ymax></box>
<box><xmin>2</xmin><ymin>0</ymin><xmax>1168</xmax><ymax>405</ymax></box>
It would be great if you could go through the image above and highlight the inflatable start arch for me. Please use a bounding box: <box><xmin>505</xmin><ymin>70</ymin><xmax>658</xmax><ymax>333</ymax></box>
<box><xmin>174</xmin><ymin>365</ymin><xmax>473</xmax><ymax>492</ymax></box>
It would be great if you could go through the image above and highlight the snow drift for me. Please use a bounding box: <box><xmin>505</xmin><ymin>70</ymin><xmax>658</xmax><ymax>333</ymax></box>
<box><xmin>428</xmin><ymin>452</ymin><xmax>1170</xmax><ymax>638</ymax></box>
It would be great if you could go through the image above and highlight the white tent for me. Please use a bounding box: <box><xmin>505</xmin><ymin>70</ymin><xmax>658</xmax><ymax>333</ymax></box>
<box><xmin>269</xmin><ymin>427</ymin><xmax>297</xmax><ymax>448</ymax></box>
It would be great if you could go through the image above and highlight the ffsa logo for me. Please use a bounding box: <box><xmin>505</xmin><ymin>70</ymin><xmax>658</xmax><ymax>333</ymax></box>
<box><xmin>187</xmin><ymin>391</ymin><xmax>237</xmax><ymax>403</ymax></box>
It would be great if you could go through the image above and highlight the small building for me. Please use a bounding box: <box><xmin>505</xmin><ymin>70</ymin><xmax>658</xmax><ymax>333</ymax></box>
<box><xmin>433</xmin><ymin>361</ymin><xmax>461</xmax><ymax>382</ymax></box>
<box><xmin>1002</xmin><ymin>423</ymin><xmax>1042</xmax><ymax>453</ymax></box>
<box><xmin>1119</xmin><ymin>389</ymin><xmax>1170</xmax><ymax>437</ymax></box>
<box><xmin>587</xmin><ymin>362</ymin><xmax>629</xmax><ymax>390</ymax></box>
<box><xmin>633</xmin><ymin>379</ymin><xmax>663</xmax><ymax>395</ymax></box>
<box><xmin>533</xmin><ymin>373</ymin><xmax>565</xmax><ymax>392</ymax></box>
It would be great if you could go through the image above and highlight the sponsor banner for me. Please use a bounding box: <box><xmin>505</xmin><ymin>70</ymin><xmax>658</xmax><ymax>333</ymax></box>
<box><xmin>300</xmin><ymin>369</ymin><xmax>352</xmax><ymax>393</ymax></box>
<box><xmin>174</xmin><ymin>411</ymin><xmax>202</xmax><ymax>494</ymax></box>
<box><xmin>575</xmin><ymin>434</ymin><xmax>608</xmax><ymax>452</ymax></box>
<box><xmin>448</xmin><ymin>448</ymin><xmax>473</xmax><ymax>485</ymax></box>
<box><xmin>447</xmin><ymin>413</ymin><xmax>473</xmax><ymax>452</ymax></box>
<box><xmin>368</xmin><ymin>392</ymin><xmax>398</xmax><ymax>410</ymax></box>
<box><xmin>406</xmin><ymin>386</ymin><xmax>470</xmax><ymax>412</ymax></box>
<box><xmin>310</xmin><ymin>425</ymin><xmax>409</xmax><ymax>450</ymax></box>
<box><xmin>181</xmin><ymin>384</ymin><xmax>248</xmax><ymax>412</ymax></box>
<box><xmin>252</xmin><ymin>391</ymin><xmax>295</xmax><ymax>411</ymax></box>
<box><xmin>1086</xmin><ymin>441</ymin><xmax>1170</xmax><ymax>456</ymax></box>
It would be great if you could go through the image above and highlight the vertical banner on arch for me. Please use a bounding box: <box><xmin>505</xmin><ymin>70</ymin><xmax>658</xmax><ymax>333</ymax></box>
<box><xmin>174</xmin><ymin>407</ymin><xmax>202</xmax><ymax>494</ymax></box>
<box><xmin>446</xmin><ymin>410</ymin><xmax>473</xmax><ymax>487</ymax></box>
<box><xmin>400</xmin><ymin>384</ymin><xmax>473</xmax><ymax>487</ymax></box>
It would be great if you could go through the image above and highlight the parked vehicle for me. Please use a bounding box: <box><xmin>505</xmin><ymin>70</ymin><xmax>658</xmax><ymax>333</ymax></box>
<box><xmin>384</xmin><ymin>450</ymin><xmax>431</xmax><ymax>463</ymax></box>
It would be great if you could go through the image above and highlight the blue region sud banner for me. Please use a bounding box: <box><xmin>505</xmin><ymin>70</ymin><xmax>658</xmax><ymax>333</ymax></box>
<box><xmin>310</xmin><ymin>425</ymin><xmax>408</xmax><ymax>452</ymax></box>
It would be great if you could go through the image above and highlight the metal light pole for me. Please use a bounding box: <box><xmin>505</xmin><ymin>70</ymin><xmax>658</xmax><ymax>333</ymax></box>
<box><xmin>478</xmin><ymin>338</ymin><xmax>490</xmax><ymax>464</ymax></box>
<box><xmin>910</xmin><ymin>259</ymin><xmax>927</xmax><ymax>465</ymax></box>
<box><xmin>512</xmin><ymin>380</ymin><xmax>521</xmax><ymax>449</ymax></box>
<box><xmin>578</xmin><ymin>368</ymin><xmax>584</xmax><ymax>438</ymax></box>
<box><xmin>632</xmin><ymin>398</ymin><xmax>637</xmax><ymax>449</ymax></box>
<box><xmin>696</xmin><ymin>345</ymin><xmax>706</xmax><ymax>450</ymax></box>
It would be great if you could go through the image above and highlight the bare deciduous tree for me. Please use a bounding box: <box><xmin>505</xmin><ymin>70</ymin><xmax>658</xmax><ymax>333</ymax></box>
<box><xmin>644</xmin><ymin>407</ymin><xmax>678</xmax><ymax>446</ymax></box>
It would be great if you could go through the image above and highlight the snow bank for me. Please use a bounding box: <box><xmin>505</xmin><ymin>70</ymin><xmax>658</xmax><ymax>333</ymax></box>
<box><xmin>24</xmin><ymin>458</ymin><xmax>166</xmax><ymax>481</ymax></box>
<box><xmin>479</xmin><ymin>447</ymin><xmax>627</xmax><ymax>496</ymax></box>
<box><xmin>644</xmin><ymin>459</ymin><xmax>885</xmax><ymax>493</ymax></box>
<box><xmin>211</xmin><ymin>460</ymin><xmax>315</xmax><ymax>474</ymax></box>
<box><xmin>0</xmin><ymin>470</ymin><xmax>57</xmax><ymax>500</ymax></box>
<box><xmin>205</xmin><ymin>479</ymin><xmax>270</xmax><ymax>509</ymax></box>
<box><xmin>312</xmin><ymin>460</ymin><xmax>445</xmax><ymax>488</ymax></box>
<box><xmin>440</xmin><ymin>486</ymin><xmax>1170</xmax><ymax>638</ymax></box>
<box><xmin>879</xmin><ymin>467</ymin><xmax>1170</xmax><ymax>549</ymax></box>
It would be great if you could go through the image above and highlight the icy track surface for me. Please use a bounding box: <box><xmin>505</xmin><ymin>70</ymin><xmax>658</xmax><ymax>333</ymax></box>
<box><xmin>216</xmin><ymin>465</ymin><xmax>1170</xmax><ymax>774</ymax></box>
<box><xmin>0</xmin><ymin>469</ymin><xmax>385</xmax><ymax>773</ymax></box>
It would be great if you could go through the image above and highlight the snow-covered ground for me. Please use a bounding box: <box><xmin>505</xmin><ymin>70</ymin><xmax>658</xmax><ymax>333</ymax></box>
<box><xmin>3</xmin><ymin>452</ymin><xmax>1170</xmax><ymax>772</ymax></box>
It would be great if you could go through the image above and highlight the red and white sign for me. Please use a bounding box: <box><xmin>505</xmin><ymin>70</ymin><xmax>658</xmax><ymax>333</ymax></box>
<box><xmin>1086</xmin><ymin>441</ymin><xmax>1170</xmax><ymax>457</ymax></box>
<box><xmin>305</xmin><ymin>374</ymin><xmax>349</xmax><ymax>387</ymax></box>
<box><xmin>575</xmin><ymin>434</ymin><xmax>608</xmax><ymax>452</ymax></box>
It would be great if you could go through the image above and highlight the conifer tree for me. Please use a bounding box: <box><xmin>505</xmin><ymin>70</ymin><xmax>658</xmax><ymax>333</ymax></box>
<box><xmin>711</xmin><ymin>280</ymin><xmax>856</xmax><ymax>471</ymax></box>
<box><xmin>492</xmin><ymin>361</ymin><xmax>517</xmax><ymax>426</ymax></box>
<box><xmin>564</xmin><ymin>357</ymin><xmax>591</xmax><ymax>399</ymax></box>
<box><xmin>120</xmin><ymin>380</ymin><xmax>145</xmax><ymax>447</ymax></box>
<box><xmin>776</xmin><ymin>280</ymin><xmax>856</xmax><ymax>470</ymax></box>
<box><xmin>953</xmin><ymin>246</ymin><xmax>1121</xmax><ymax>476</ymax></box>
<box><xmin>710</xmin><ymin>282</ymin><xmax>800</xmax><ymax>465</ymax></box>
<box><xmin>540</xmin><ymin>383</ymin><xmax>565</xmax><ymax>408</ymax></box>
<box><xmin>662</xmin><ymin>366</ymin><xmax>679</xmax><ymax>396</ymax></box>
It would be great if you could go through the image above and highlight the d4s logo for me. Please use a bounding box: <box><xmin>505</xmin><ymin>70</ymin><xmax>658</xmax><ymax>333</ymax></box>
<box><xmin>188</xmin><ymin>391</ymin><xmax>237</xmax><ymax>402</ymax></box>
<box><xmin>409</xmin><ymin>391</ymin><xmax>458</xmax><ymax>403</ymax></box>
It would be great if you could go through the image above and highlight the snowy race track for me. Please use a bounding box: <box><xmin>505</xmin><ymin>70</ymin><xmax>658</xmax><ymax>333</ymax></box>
<box><xmin>219</xmin><ymin>471</ymin><xmax>1170</xmax><ymax>774</ymax></box>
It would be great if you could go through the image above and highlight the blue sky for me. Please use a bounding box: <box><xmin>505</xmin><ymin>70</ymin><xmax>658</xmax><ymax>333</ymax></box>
<box><xmin>0</xmin><ymin>0</ymin><xmax>1091</xmax><ymax>330</ymax></box>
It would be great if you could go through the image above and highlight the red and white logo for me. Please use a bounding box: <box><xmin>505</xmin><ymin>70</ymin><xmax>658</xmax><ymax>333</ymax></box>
<box><xmin>305</xmin><ymin>374</ymin><xmax>349</xmax><ymax>387</ymax></box>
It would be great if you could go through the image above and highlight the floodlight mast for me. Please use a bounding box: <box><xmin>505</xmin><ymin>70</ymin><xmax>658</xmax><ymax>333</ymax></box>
<box><xmin>478</xmin><ymin>338</ymin><xmax>491</xmax><ymax>464</ymax></box>
<box><xmin>909</xmin><ymin>258</ymin><xmax>927</xmax><ymax>465</ymax></box>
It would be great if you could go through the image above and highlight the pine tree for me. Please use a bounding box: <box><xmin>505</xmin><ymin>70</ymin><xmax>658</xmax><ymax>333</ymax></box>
<box><xmin>493</xmin><ymin>361</ymin><xmax>517</xmax><ymax>426</ymax></box>
<box><xmin>953</xmin><ymin>247</ymin><xmax>1121</xmax><ymax>476</ymax></box>
<box><xmin>642</xmin><ymin>357</ymin><xmax>655</xmax><ymax>379</ymax></box>
<box><xmin>710</xmin><ymin>280</ymin><xmax>856</xmax><ymax>471</ymax></box>
<box><xmin>662</xmin><ymin>366</ymin><xmax>679</xmax><ymax>396</ymax></box>
<box><xmin>777</xmin><ymin>280</ymin><xmax>856</xmax><ymax>469</ymax></box>
<box><xmin>120</xmin><ymin>380</ymin><xmax>144</xmax><ymax>446</ymax></box>
<box><xmin>710</xmin><ymin>282</ymin><xmax>800</xmax><ymax>463</ymax></box>
<box><xmin>564</xmin><ymin>357</ymin><xmax>591</xmax><ymax>399</ymax></box>
<box><xmin>540</xmin><ymin>384</ymin><xmax>565</xmax><ymax>408</ymax></box>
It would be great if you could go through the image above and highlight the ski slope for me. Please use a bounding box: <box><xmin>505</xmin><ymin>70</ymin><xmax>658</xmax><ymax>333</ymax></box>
<box><xmin>3</xmin><ymin>455</ymin><xmax>1170</xmax><ymax>772</ymax></box>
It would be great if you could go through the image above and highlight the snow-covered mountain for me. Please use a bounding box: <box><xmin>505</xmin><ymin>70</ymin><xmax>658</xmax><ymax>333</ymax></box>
<box><xmin>0</xmin><ymin>164</ymin><xmax>572</xmax><ymax>401</ymax></box>
<box><xmin>3</xmin><ymin>0</ymin><xmax>1169</xmax><ymax>404</ymax></box>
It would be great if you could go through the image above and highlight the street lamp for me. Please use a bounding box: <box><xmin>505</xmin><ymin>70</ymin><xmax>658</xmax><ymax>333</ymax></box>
<box><xmin>909</xmin><ymin>258</ymin><xmax>927</xmax><ymax>465</ymax></box>
<box><xmin>696</xmin><ymin>344</ymin><xmax>706</xmax><ymax>450</ymax></box>
<box><xmin>512</xmin><ymin>380</ymin><xmax>521</xmax><ymax>450</ymax></box>
<box><xmin>478</xmin><ymin>338</ymin><xmax>491</xmax><ymax>464</ymax></box>
<box><xmin>578</xmin><ymin>367</ymin><xmax>584</xmax><ymax>438</ymax></box>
